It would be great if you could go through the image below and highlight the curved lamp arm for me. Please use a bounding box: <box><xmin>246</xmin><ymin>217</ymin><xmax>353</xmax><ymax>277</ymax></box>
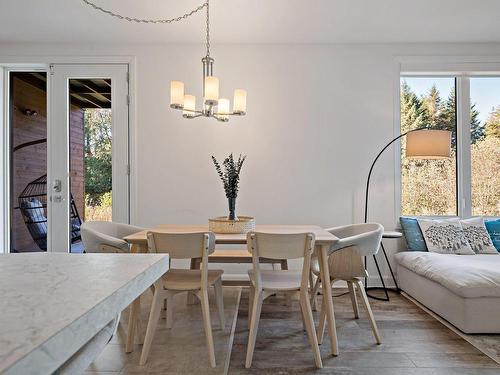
<box><xmin>363</xmin><ymin>126</ymin><xmax>429</xmax><ymax>223</ymax></box>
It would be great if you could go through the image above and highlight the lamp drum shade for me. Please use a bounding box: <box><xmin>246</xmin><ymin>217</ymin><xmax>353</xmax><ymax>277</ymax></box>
<box><xmin>170</xmin><ymin>81</ymin><xmax>184</xmax><ymax>109</ymax></box>
<box><xmin>406</xmin><ymin>129</ymin><xmax>451</xmax><ymax>159</ymax></box>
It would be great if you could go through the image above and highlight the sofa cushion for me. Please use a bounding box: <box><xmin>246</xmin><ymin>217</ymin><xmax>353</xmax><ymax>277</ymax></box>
<box><xmin>395</xmin><ymin>251</ymin><xmax>500</xmax><ymax>298</ymax></box>
<box><xmin>399</xmin><ymin>217</ymin><xmax>428</xmax><ymax>251</ymax></box>
<box><xmin>417</xmin><ymin>218</ymin><xmax>475</xmax><ymax>255</ymax></box>
<box><xmin>460</xmin><ymin>217</ymin><xmax>497</xmax><ymax>254</ymax></box>
<box><xmin>485</xmin><ymin>219</ymin><xmax>500</xmax><ymax>252</ymax></box>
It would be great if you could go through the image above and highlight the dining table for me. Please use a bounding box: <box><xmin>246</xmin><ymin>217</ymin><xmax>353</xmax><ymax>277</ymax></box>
<box><xmin>123</xmin><ymin>224</ymin><xmax>340</xmax><ymax>356</ymax></box>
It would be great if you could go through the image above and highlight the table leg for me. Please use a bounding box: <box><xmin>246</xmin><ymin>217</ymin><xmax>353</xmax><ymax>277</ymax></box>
<box><xmin>126</xmin><ymin>243</ymin><xmax>147</xmax><ymax>353</ymax></box>
<box><xmin>280</xmin><ymin>260</ymin><xmax>292</xmax><ymax>305</ymax></box>
<box><xmin>318</xmin><ymin>244</ymin><xmax>339</xmax><ymax>356</ymax></box>
<box><xmin>125</xmin><ymin>296</ymin><xmax>141</xmax><ymax>353</ymax></box>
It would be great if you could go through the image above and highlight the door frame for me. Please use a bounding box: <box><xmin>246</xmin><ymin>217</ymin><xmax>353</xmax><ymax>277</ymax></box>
<box><xmin>0</xmin><ymin>56</ymin><xmax>137</xmax><ymax>254</ymax></box>
<box><xmin>50</xmin><ymin>63</ymin><xmax>130</xmax><ymax>252</ymax></box>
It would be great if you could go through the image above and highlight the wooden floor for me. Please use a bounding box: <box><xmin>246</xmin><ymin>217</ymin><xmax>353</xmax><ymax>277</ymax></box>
<box><xmin>87</xmin><ymin>288</ymin><xmax>500</xmax><ymax>375</ymax></box>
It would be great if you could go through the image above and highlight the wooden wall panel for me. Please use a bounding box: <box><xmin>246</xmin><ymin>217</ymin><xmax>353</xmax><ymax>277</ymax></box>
<box><xmin>10</xmin><ymin>75</ymin><xmax>85</xmax><ymax>252</ymax></box>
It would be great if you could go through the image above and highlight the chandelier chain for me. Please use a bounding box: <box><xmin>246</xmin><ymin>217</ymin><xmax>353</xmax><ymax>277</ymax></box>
<box><xmin>206</xmin><ymin>0</ymin><xmax>210</xmax><ymax>57</ymax></box>
<box><xmin>81</xmin><ymin>0</ymin><xmax>208</xmax><ymax>24</ymax></box>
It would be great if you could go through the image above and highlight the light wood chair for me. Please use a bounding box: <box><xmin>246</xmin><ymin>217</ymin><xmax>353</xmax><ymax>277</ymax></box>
<box><xmin>139</xmin><ymin>231</ymin><xmax>225</xmax><ymax>368</ymax></box>
<box><xmin>311</xmin><ymin>223</ymin><xmax>384</xmax><ymax>346</ymax></box>
<box><xmin>245</xmin><ymin>231</ymin><xmax>322</xmax><ymax>369</ymax></box>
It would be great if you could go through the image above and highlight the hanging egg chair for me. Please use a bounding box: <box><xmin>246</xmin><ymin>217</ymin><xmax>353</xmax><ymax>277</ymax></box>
<box><xmin>15</xmin><ymin>138</ymin><xmax>83</xmax><ymax>252</ymax></box>
<box><xmin>18</xmin><ymin>174</ymin><xmax>83</xmax><ymax>251</ymax></box>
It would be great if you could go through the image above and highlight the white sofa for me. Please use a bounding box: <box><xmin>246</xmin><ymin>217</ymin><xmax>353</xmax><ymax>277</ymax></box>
<box><xmin>395</xmin><ymin>251</ymin><xmax>500</xmax><ymax>333</ymax></box>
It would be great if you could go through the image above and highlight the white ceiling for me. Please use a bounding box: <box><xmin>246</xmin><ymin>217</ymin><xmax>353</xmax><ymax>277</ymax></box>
<box><xmin>1</xmin><ymin>0</ymin><xmax>500</xmax><ymax>44</ymax></box>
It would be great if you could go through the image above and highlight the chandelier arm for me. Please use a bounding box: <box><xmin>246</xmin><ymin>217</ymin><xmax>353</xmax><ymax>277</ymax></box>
<box><xmin>81</xmin><ymin>0</ymin><xmax>208</xmax><ymax>24</ymax></box>
<box><xmin>175</xmin><ymin>108</ymin><xmax>204</xmax><ymax>115</ymax></box>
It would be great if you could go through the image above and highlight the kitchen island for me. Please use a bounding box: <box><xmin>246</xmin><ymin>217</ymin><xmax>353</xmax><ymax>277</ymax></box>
<box><xmin>0</xmin><ymin>252</ymin><xmax>168</xmax><ymax>375</ymax></box>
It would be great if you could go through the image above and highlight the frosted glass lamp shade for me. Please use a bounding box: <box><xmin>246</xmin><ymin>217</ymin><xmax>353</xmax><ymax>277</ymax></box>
<box><xmin>406</xmin><ymin>129</ymin><xmax>451</xmax><ymax>159</ymax></box>
<box><xmin>170</xmin><ymin>81</ymin><xmax>184</xmax><ymax>109</ymax></box>
<box><xmin>182</xmin><ymin>95</ymin><xmax>196</xmax><ymax>118</ymax></box>
<box><xmin>204</xmin><ymin>76</ymin><xmax>219</xmax><ymax>105</ymax></box>
<box><xmin>233</xmin><ymin>89</ymin><xmax>247</xmax><ymax>115</ymax></box>
<box><xmin>217</xmin><ymin>98</ymin><xmax>230</xmax><ymax>122</ymax></box>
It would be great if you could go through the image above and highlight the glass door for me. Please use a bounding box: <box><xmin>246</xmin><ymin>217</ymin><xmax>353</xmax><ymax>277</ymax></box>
<box><xmin>49</xmin><ymin>64</ymin><xmax>129</xmax><ymax>252</ymax></box>
<box><xmin>8</xmin><ymin>71</ymin><xmax>49</xmax><ymax>252</ymax></box>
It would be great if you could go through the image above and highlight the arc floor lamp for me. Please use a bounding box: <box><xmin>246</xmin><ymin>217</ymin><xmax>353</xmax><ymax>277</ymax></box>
<box><xmin>364</xmin><ymin>127</ymin><xmax>452</xmax><ymax>301</ymax></box>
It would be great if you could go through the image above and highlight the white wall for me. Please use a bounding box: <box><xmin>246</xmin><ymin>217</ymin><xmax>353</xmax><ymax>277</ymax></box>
<box><xmin>1</xmin><ymin>42</ymin><xmax>499</xmax><ymax>282</ymax></box>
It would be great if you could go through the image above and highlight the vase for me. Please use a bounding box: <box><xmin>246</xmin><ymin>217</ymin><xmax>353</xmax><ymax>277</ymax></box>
<box><xmin>228</xmin><ymin>197</ymin><xmax>237</xmax><ymax>221</ymax></box>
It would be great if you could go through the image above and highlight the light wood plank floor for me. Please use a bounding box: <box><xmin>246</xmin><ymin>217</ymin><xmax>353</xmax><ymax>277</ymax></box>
<box><xmin>86</xmin><ymin>288</ymin><xmax>500</xmax><ymax>375</ymax></box>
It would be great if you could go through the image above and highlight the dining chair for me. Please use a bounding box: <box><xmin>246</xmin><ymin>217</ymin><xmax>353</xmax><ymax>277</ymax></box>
<box><xmin>311</xmin><ymin>223</ymin><xmax>383</xmax><ymax>345</ymax></box>
<box><xmin>245</xmin><ymin>231</ymin><xmax>322</xmax><ymax>369</ymax></box>
<box><xmin>81</xmin><ymin>221</ymin><xmax>144</xmax><ymax>253</ymax></box>
<box><xmin>139</xmin><ymin>231</ymin><xmax>225</xmax><ymax>368</ymax></box>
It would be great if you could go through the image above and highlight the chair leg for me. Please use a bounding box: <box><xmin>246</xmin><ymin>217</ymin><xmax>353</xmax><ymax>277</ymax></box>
<box><xmin>200</xmin><ymin>288</ymin><xmax>217</xmax><ymax>368</ymax></box>
<box><xmin>165</xmin><ymin>291</ymin><xmax>175</xmax><ymax>329</ymax></box>
<box><xmin>140</xmin><ymin>284</ymin><xmax>163</xmax><ymax>365</ymax></box>
<box><xmin>347</xmin><ymin>281</ymin><xmax>359</xmax><ymax>319</ymax></box>
<box><xmin>300</xmin><ymin>292</ymin><xmax>323</xmax><ymax>369</ymax></box>
<box><xmin>245</xmin><ymin>290</ymin><xmax>263</xmax><ymax>368</ymax></box>
<box><xmin>214</xmin><ymin>279</ymin><xmax>225</xmax><ymax>330</ymax></box>
<box><xmin>299</xmin><ymin>292</ymin><xmax>307</xmax><ymax>332</ymax></box>
<box><xmin>310</xmin><ymin>276</ymin><xmax>321</xmax><ymax>312</ymax></box>
<box><xmin>317</xmin><ymin>294</ymin><xmax>327</xmax><ymax>345</ymax></box>
<box><xmin>355</xmin><ymin>279</ymin><xmax>382</xmax><ymax>344</ymax></box>
<box><xmin>248</xmin><ymin>285</ymin><xmax>255</xmax><ymax>330</ymax></box>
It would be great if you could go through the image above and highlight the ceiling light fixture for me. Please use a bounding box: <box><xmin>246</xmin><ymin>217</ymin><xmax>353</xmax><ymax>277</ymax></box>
<box><xmin>169</xmin><ymin>1</ymin><xmax>247</xmax><ymax>121</ymax></box>
<box><xmin>82</xmin><ymin>0</ymin><xmax>247</xmax><ymax>122</ymax></box>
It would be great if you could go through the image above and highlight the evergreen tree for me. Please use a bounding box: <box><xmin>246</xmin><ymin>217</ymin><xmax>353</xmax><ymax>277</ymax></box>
<box><xmin>440</xmin><ymin>90</ymin><xmax>457</xmax><ymax>148</ymax></box>
<box><xmin>485</xmin><ymin>106</ymin><xmax>500</xmax><ymax>138</ymax></box>
<box><xmin>422</xmin><ymin>85</ymin><xmax>446</xmax><ymax>128</ymax></box>
<box><xmin>470</xmin><ymin>103</ymin><xmax>484</xmax><ymax>144</ymax></box>
<box><xmin>400</xmin><ymin>81</ymin><xmax>426</xmax><ymax>133</ymax></box>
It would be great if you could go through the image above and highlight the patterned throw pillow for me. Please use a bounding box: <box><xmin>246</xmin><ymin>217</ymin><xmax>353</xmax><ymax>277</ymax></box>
<box><xmin>460</xmin><ymin>217</ymin><xmax>498</xmax><ymax>254</ymax></box>
<box><xmin>417</xmin><ymin>218</ymin><xmax>475</xmax><ymax>255</ymax></box>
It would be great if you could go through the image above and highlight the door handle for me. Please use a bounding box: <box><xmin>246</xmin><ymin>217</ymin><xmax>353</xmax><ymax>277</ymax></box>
<box><xmin>53</xmin><ymin>179</ymin><xmax>62</xmax><ymax>192</ymax></box>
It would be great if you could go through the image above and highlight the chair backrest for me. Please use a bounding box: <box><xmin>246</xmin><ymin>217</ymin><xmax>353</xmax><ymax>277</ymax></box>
<box><xmin>82</xmin><ymin>221</ymin><xmax>143</xmax><ymax>239</ymax></box>
<box><xmin>327</xmin><ymin>223</ymin><xmax>384</xmax><ymax>256</ymax></box>
<box><xmin>146</xmin><ymin>231</ymin><xmax>216</xmax><ymax>259</ymax></box>
<box><xmin>247</xmin><ymin>232</ymin><xmax>315</xmax><ymax>260</ymax></box>
<box><xmin>147</xmin><ymin>231</ymin><xmax>216</xmax><ymax>288</ymax></box>
<box><xmin>247</xmin><ymin>232</ymin><xmax>315</xmax><ymax>291</ymax></box>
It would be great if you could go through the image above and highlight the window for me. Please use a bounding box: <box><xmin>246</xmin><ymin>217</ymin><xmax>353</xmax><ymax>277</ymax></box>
<box><xmin>400</xmin><ymin>77</ymin><xmax>457</xmax><ymax>216</ymax></box>
<box><xmin>400</xmin><ymin>74</ymin><xmax>499</xmax><ymax>217</ymax></box>
<box><xmin>470</xmin><ymin>77</ymin><xmax>500</xmax><ymax>216</ymax></box>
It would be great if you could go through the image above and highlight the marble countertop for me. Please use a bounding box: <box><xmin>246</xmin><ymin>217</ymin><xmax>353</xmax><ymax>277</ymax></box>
<box><xmin>0</xmin><ymin>253</ymin><xmax>169</xmax><ymax>375</ymax></box>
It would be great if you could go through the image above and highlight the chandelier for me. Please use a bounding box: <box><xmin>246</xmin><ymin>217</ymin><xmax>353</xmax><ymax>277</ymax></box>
<box><xmin>169</xmin><ymin>1</ymin><xmax>247</xmax><ymax>121</ymax></box>
<box><xmin>81</xmin><ymin>0</ymin><xmax>246</xmax><ymax>122</ymax></box>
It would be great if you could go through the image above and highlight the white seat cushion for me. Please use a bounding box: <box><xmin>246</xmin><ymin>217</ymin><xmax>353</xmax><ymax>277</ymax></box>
<box><xmin>394</xmin><ymin>252</ymin><xmax>500</xmax><ymax>298</ymax></box>
<box><xmin>248</xmin><ymin>270</ymin><xmax>302</xmax><ymax>291</ymax></box>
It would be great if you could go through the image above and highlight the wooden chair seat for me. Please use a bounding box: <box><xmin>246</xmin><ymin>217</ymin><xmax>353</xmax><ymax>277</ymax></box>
<box><xmin>248</xmin><ymin>270</ymin><xmax>302</xmax><ymax>291</ymax></box>
<box><xmin>245</xmin><ymin>232</ymin><xmax>322</xmax><ymax>369</ymax></box>
<box><xmin>140</xmin><ymin>231</ymin><xmax>224</xmax><ymax>368</ymax></box>
<box><xmin>163</xmin><ymin>269</ymin><xmax>223</xmax><ymax>290</ymax></box>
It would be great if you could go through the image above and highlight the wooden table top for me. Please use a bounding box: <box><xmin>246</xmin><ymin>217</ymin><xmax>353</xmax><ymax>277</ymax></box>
<box><xmin>124</xmin><ymin>224</ymin><xmax>339</xmax><ymax>246</ymax></box>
